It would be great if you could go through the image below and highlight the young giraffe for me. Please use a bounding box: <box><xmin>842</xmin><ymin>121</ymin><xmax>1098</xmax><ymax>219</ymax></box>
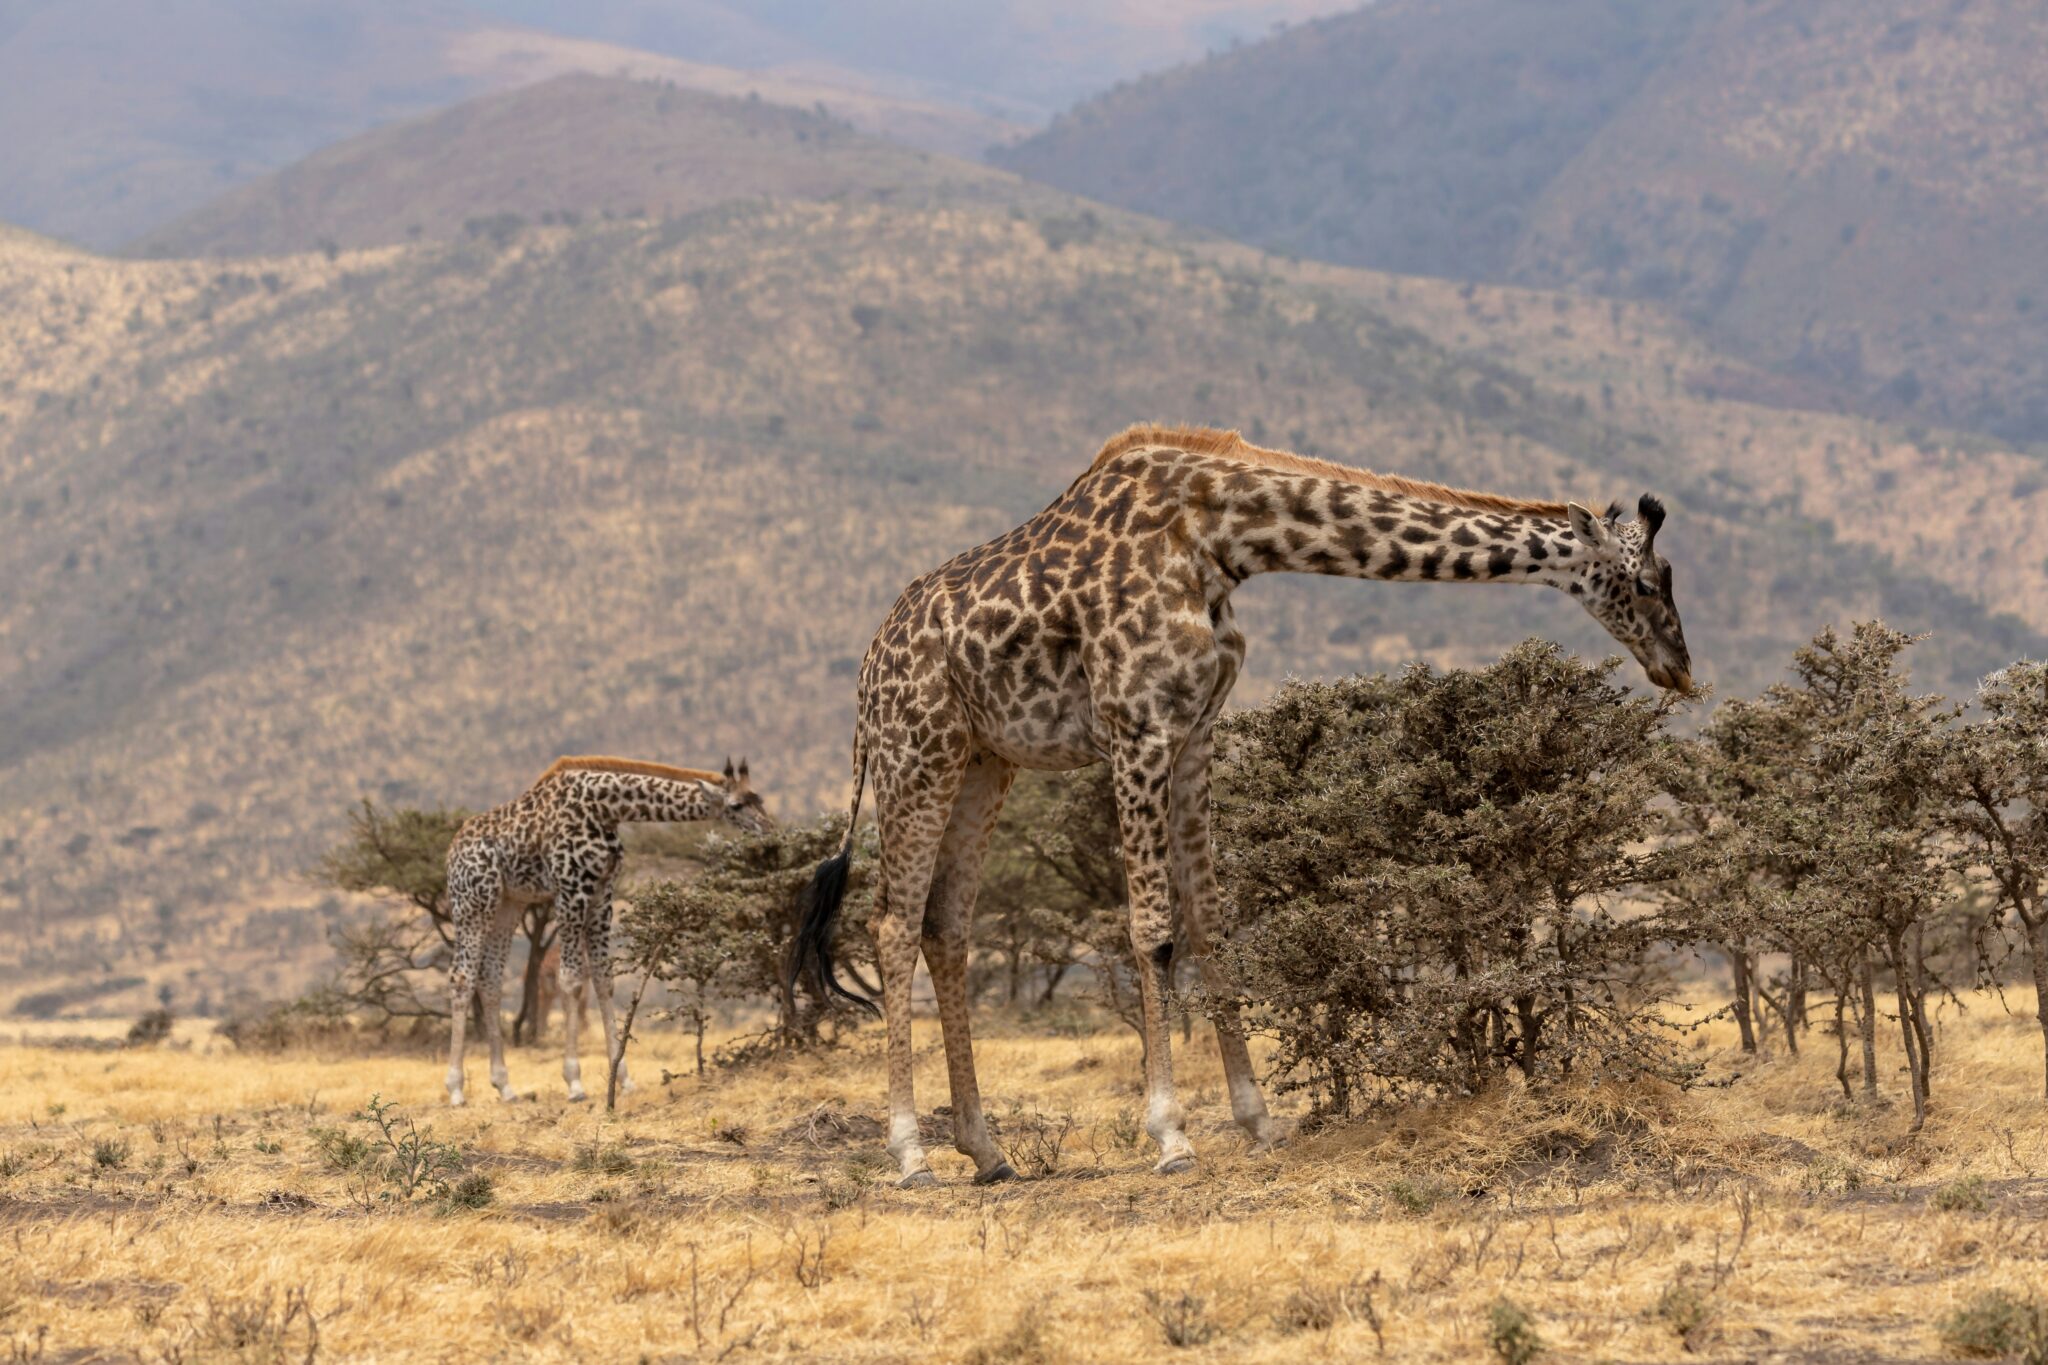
<box><xmin>443</xmin><ymin>756</ymin><xmax>773</xmax><ymax>1105</ymax></box>
<box><xmin>797</xmin><ymin>424</ymin><xmax>1692</xmax><ymax>1184</ymax></box>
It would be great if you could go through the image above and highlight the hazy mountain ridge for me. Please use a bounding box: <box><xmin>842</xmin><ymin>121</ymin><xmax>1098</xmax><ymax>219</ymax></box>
<box><xmin>133</xmin><ymin>74</ymin><xmax>1035</xmax><ymax>259</ymax></box>
<box><xmin>996</xmin><ymin>0</ymin><xmax>2048</xmax><ymax>441</ymax></box>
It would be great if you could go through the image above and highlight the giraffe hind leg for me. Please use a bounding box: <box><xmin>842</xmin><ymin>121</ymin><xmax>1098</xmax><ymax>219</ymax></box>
<box><xmin>444</xmin><ymin>871</ymin><xmax>499</xmax><ymax>1106</ymax></box>
<box><xmin>481</xmin><ymin>897</ymin><xmax>521</xmax><ymax>1102</ymax></box>
<box><xmin>874</xmin><ymin>748</ymin><xmax>971</xmax><ymax>1186</ymax></box>
<box><xmin>921</xmin><ymin>750</ymin><xmax>1017</xmax><ymax>1183</ymax></box>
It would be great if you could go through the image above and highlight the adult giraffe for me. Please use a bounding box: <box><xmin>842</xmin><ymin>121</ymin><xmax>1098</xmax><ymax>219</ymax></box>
<box><xmin>797</xmin><ymin>425</ymin><xmax>1692</xmax><ymax>1184</ymax></box>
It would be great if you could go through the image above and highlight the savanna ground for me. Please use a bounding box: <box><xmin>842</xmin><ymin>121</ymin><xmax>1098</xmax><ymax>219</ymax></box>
<box><xmin>5</xmin><ymin>990</ymin><xmax>2047</xmax><ymax>1363</ymax></box>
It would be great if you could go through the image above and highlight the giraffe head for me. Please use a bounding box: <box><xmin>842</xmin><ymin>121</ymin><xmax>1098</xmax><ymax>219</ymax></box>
<box><xmin>718</xmin><ymin>757</ymin><xmax>775</xmax><ymax>835</ymax></box>
<box><xmin>1563</xmin><ymin>494</ymin><xmax>1693</xmax><ymax>695</ymax></box>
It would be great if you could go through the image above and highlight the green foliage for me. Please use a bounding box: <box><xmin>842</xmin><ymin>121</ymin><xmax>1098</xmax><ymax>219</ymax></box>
<box><xmin>317</xmin><ymin>800</ymin><xmax>469</xmax><ymax>918</ymax></box>
<box><xmin>1487</xmin><ymin>1298</ymin><xmax>1544</xmax><ymax>1364</ymax></box>
<box><xmin>90</xmin><ymin>1137</ymin><xmax>130</xmax><ymax>1170</ymax></box>
<box><xmin>1680</xmin><ymin>623</ymin><xmax>1956</xmax><ymax>1124</ymax></box>
<box><xmin>343</xmin><ymin>1095</ymin><xmax>467</xmax><ymax>1209</ymax></box>
<box><xmin>1933</xmin><ymin>1175</ymin><xmax>1990</xmax><ymax>1213</ymax></box>
<box><xmin>1210</xmin><ymin>640</ymin><xmax>1692</xmax><ymax>1114</ymax></box>
<box><xmin>1940</xmin><ymin>1290</ymin><xmax>2048</xmax><ymax>1362</ymax></box>
<box><xmin>974</xmin><ymin>767</ymin><xmax>1136</xmax><ymax>1018</ymax></box>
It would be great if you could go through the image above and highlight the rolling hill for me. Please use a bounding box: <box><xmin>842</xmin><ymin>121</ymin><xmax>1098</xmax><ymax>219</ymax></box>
<box><xmin>6</xmin><ymin>192</ymin><xmax>2046</xmax><ymax>1015</ymax></box>
<box><xmin>0</xmin><ymin>0</ymin><xmax>1016</xmax><ymax>249</ymax></box>
<box><xmin>994</xmin><ymin>0</ymin><xmax>2048</xmax><ymax>443</ymax></box>
<box><xmin>133</xmin><ymin>74</ymin><xmax>1027</xmax><ymax>258</ymax></box>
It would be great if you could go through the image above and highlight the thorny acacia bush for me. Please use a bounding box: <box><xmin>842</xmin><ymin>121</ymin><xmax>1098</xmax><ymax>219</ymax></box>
<box><xmin>1208</xmin><ymin>641</ymin><xmax>1696</xmax><ymax>1116</ymax></box>
<box><xmin>621</xmin><ymin>816</ymin><xmax>881</xmax><ymax>1056</ymax></box>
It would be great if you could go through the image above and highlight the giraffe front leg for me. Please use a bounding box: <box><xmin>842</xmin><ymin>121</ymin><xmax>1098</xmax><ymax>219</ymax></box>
<box><xmin>585</xmin><ymin>871</ymin><xmax>633</xmax><ymax>1097</ymax></box>
<box><xmin>446</xmin><ymin>971</ymin><xmax>471</xmax><ymax>1108</ymax></box>
<box><xmin>1114</xmin><ymin>742</ymin><xmax>1196</xmax><ymax>1175</ymax></box>
<box><xmin>1169</xmin><ymin>732</ymin><xmax>1277</xmax><ymax>1152</ymax></box>
<box><xmin>444</xmin><ymin>881</ymin><xmax>495</xmax><ymax>1107</ymax></box>
<box><xmin>557</xmin><ymin>918</ymin><xmax>590</xmax><ymax>1102</ymax></box>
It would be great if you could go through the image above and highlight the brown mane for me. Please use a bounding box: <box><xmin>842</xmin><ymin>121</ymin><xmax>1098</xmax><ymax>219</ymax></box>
<box><xmin>536</xmin><ymin>756</ymin><xmax>725</xmax><ymax>787</ymax></box>
<box><xmin>1086</xmin><ymin>423</ymin><xmax>1583</xmax><ymax>518</ymax></box>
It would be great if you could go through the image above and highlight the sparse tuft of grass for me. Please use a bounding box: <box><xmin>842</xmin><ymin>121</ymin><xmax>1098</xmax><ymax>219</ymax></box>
<box><xmin>1801</xmin><ymin>1155</ymin><xmax>1864</xmax><ymax>1195</ymax></box>
<box><xmin>1934</xmin><ymin>1174</ymin><xmax>1990</xmax><ymax>1213</ymax></box>
<box><xmin>965</xmin><ymin>1311</ymin><xmax>1055</xmax><ymax>1365</ymax></box>
<box><xmin>1386</xmin><ymin>1176</ymin><xmax>1446</xmax><ymax>1215</ymax></box>
<box><xmin>309</xmin><ymin>1126</ymin><xmax>371</xmax><ymax>1171</ymax></box>
<box><xmin>441</xmin><ymin>1171</ymin><xmax>495</xmax><ymax>1212</ymax></box>
<box><xmin>572</xmin><ymin>1142</ymin><xmax>636</xmax><ymax>1177</ymax></box>
<box><xmin>91</xmin><ymin>1137</ymin><xmax>130</xmax><ymax>1170</ymax></box>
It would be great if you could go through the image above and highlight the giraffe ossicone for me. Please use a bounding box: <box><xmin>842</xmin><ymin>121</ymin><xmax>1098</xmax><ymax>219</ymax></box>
<box><xmin>441</xmin><ymin>756</ymin><xmax>774</xmax><ymax>1106</ymax></box>
<box><xmin>795</xmin><ymin>423</ymin><xmax>1692</xmax><ymax>1184</ymax></box>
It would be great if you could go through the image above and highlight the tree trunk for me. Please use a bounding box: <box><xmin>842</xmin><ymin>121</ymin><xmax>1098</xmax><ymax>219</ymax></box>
<box><xmin>2028</xmin><ymin>913</ymin><xmax>2048</xmax><ymax>1101</ymax></box>
<box><xmin>1515</xmin><ymin>994</ymin><xmax>1542</xmax><ymax>1081</ymax></box>
<box><xmin>1788</xmin><ymin>955</ymin><xmax>1810</xmax><ymax>1038</ymax></box>
<box><xmin>513</xmin><ymin>937</ymin><xmax>546</xmax><ymax>1045</ymax></box>
<box><xmin>1889</xmin><ymin>929</ymin><xmax>1928</xmax><ymax>1132</ymax></box>
<box><xmin>1727</xmin><ymin>946</ymin><xmax>1758</xmax><ymax>1055</ymax></box>
<box><xmin>1907</xmin><ymin>924</ymin><xmax>1934</xmax><ymax>1106</ymax></box>
<box><xmin>694</xmin><ymin>1004</ymin><xmax>707</xmax><ymax>1078</ymax></box>
<box><xmin>1832</xmin><ymin>988</ymin><xmax>1851</xmax><ymax>1099</ymax></box>
<box><xmin>1858</xmin><ymin>951</ymin><xmax>1880</xmax><ymax>1094</ymax></box>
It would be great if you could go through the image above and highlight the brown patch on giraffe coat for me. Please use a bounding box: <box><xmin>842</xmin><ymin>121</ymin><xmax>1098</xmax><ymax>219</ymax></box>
<box><xmin>1083</xmin><ymin>423</ymin><xmax>1594</xmax><ymax>518</ymax></box>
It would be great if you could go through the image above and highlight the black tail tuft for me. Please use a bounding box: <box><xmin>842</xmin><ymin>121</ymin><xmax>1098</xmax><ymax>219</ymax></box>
<box><xmin>793</xmin><ymin>850</ymin><xmax>880</xmax><ymax>1016</ymax></box>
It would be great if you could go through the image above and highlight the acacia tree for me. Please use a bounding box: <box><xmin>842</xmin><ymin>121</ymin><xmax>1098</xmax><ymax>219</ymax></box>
<box><xmin>623</xmin><ymin>816</ymin><xmax>878</xmax><ymax>1057</ymax></box>
<box><xmin>315</xmin><ymin>801</ymin><xmax>485</xmax><ymax>1029</ymax></box>
<box><xmin>1738</xmin><ymin>623</ymin><xmax>1956</xmax><ymax>1129</ymax></box>
<box><xmin>974</xmin><ymin>767</ymin><xmax>1150</xmax><ymax>1024</ymax></box>
<box><xmin>1208</xmin><ymin>640</ymin><xmax>1695</xmax><ymax>1117</ymax></box>
<box><xmin>1944</xmin><ymin>661</ymin><xmax>2048</xmax><ymax>1097</ymax></box>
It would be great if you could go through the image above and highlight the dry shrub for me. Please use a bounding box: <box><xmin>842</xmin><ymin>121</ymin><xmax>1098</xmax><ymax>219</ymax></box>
<box><xmin>1940</xmin><ymin>1290</ymin><xmax>2048</xmax><ymax>1362</ymax></box>
<box><xmin>1141</xmin><ymin>1288</ymin><xmax>1218</xmax><ymax>1349</ymax></box>
<box><xmin>1004</xmin><ymin>1109</ymin><xmax>1075</xmax><ymax>1178</ymax></box>
<box><xmin>965</xmin><ymin>1311</ymin><xmax>1057</xmax><ymax>1365</ymax></box>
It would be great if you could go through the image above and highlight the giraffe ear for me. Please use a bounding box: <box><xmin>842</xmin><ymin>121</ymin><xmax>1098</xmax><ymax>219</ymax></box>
<box><xmin>1567</xmin><ymin>503</ymin><xmax>1611</xmax><ymax>549</ymax></box>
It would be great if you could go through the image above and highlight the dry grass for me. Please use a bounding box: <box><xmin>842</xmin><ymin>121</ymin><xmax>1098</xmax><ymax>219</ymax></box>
<box><xmin>4</xmin><ymin>991</ymin><xmax>2047</xmax><ymax>1362</ymax></box>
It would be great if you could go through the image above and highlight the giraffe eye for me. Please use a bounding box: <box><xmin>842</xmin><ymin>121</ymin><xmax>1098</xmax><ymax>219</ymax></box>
<box><xmin>1634</xmin><ymin>575</ymin><xmax>1658</xmax><ymax>597</ymax></box>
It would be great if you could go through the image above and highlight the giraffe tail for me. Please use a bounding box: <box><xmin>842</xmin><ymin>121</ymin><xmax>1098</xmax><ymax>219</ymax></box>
<box><xmin>790</xmin><ymin>740</ymin><xmax>880</xmax><ymax>1015</ymax></box>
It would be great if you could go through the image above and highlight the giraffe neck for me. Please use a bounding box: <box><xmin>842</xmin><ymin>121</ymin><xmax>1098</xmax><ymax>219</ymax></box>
<box><xmin>574</xmin><ymin>773</ymin><xmax>718</xmax><ymax>826</ymax></box>
<box><xmin>1195</xmin><ymin>466</ymin><xmax>1580</xmax><ymax>591</ymax></box>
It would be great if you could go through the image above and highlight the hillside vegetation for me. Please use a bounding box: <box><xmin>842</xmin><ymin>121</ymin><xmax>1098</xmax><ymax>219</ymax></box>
<box><xmin>997</xmin><ymin>0</ymin><xmax>2048</xmax><ymax>441</ymax></box>
<box><xmin>135</xmin><ymin>74</ymin><xmax>1029</xmax><ymax>258</ymax></box>
<box><xmin>4</xmin><ymin>193</ymin><xmax>2045</xmax><ymax>1007</ymax></box>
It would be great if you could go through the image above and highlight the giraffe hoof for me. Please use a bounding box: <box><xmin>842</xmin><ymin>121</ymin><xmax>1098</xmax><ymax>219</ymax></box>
<box><xmin>973</xmin><ymin>1161</ymin><xmax>1018</xmax><ymax>1186</ymax></box>
<box><xmin>1154</xmin><ymin>1154</ymin><xmax>1197</xmax><ymax>1176</ymax></box>
<box><xmin>447</xmin><ymin>1092</ymin><xmax>466</xmax><ymax>1108</ymax></box>
<box><xmin>896</xmin><ymin>1169</ymin><xmax>939</xmax><ymax>1190</ymax></box>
